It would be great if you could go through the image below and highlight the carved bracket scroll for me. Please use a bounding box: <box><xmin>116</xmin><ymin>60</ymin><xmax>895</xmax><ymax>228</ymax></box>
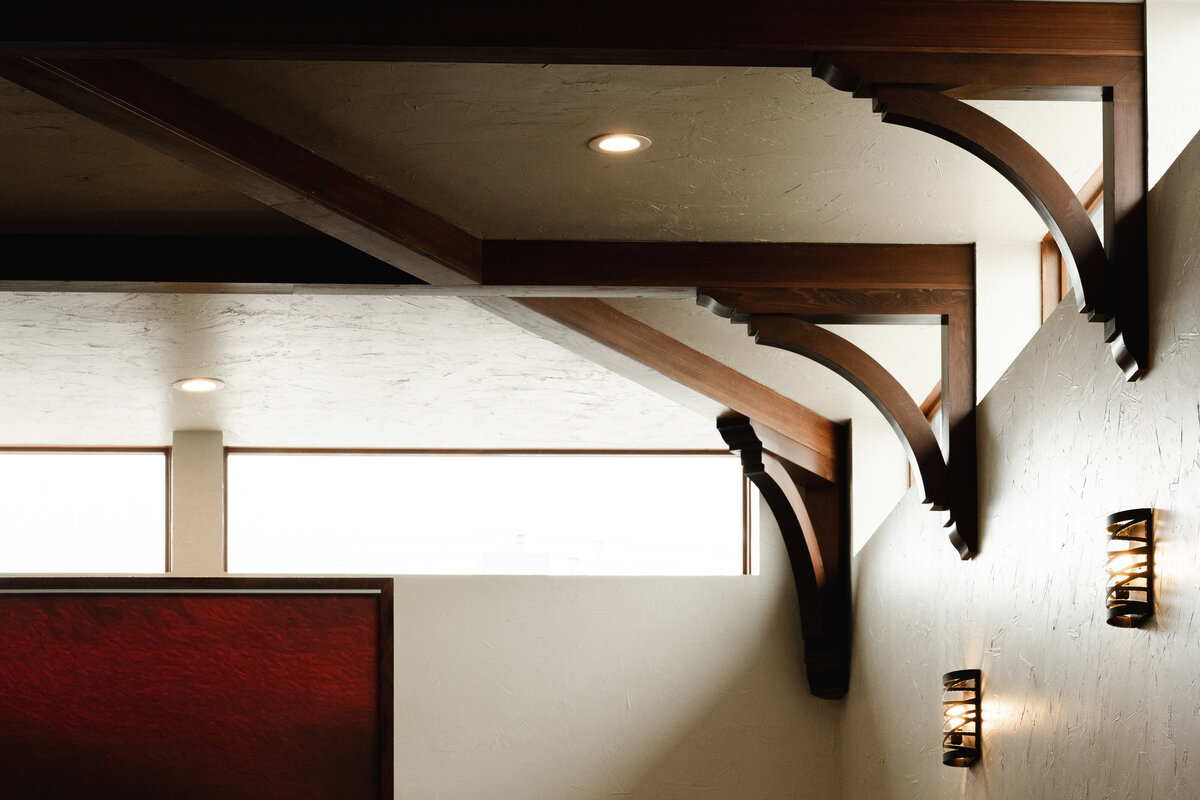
<box><xmin>719</xmin><ymin>413</ymin><xmax>850</xmax><ymax>699</ymax></box>
<box><xmin>813</xmin><ymin>59</ymin><xmax>1149</xmax><ymax>381</ymax></box>
<box><xmin>702</xmin><ymin>285</ymin><xmax>977</xmax><ymax>559</ymax></box>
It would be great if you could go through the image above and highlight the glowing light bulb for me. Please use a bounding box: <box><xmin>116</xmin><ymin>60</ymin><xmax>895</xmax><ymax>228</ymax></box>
<box><xmin>172</xmin><ymin>377</ymin><xmax>225</xmax><ymax>393</ymax></box>
<box><xmin>588</xmin><ymin>133</ymin><xmax>651</xmax><ymax>154</ymax></box>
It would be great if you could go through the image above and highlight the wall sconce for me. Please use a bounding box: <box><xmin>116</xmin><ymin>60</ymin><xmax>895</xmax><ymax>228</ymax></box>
<box><xmin>1106</xmin><ymin>507</ymin><xmax>1154</xmax><ymax>628</ymax></box>
<box><xmin>942</xmin><ymin>669</ymin><xmax>981</xmax><ymax>767</ymax></box>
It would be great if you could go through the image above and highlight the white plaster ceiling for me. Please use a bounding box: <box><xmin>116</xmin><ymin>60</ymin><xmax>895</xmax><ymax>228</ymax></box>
<box><xmin>0</xmin><ymin>292</ymin><xmax>727</xmax><ymax>448</ymax></box>
<box><xmin>0</xmin><ymin>61</ymin><xmax>1101</xmax><ymax>448</ymax></box>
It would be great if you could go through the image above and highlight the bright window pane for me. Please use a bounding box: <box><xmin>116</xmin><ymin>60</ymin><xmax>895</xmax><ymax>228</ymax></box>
<box><xmin>0</xmin><ymin>452</ymin><xmax>166</xmax><ymax>573</ymax></box>
<box><xmin>227</xmin><ymin>453</ymin><xmax>745</xmax><ymax>575</ymax></box>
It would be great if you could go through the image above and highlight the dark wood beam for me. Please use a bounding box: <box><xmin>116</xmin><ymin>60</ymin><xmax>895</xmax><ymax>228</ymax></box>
<box><xmin>1102</xmin><ymin>70</ymin><xmax>1149</xmax><ymax>380</ymax></box>
<box><xmin>483</xmin><ymin>241</ymin><xmax>974</xmax><ymax>291</ymax></box>
<box><xmin>511</xmin><ymin>297</ymin><xmax>840</xmax><ymax>482</ymax></box>
<box><xmin>699</xmin><ymin>287</ymin><xmax>967</xmax><ymax>324</ymax></box>
<box><xmin>1041</xmin><ymin>165</ymin><xmax>1103</xmax><ymax>322</ymax></box>
<box><xmin>700</xmin><ymin>281</ymin><xmax>977</xmax><ymax>559</ymax></box>
<box><xmin>814</xmin><ymin>53</ymin><xmax>1141</xmax><ymax>101</ymax></box>
<box><xmin>747</xmin><ymin>316</ymin><xmax>949</xmax><ymax>509</ymax></box>
<box><xmin>0</xmin><ymin>57</ymin><xmax>483</xmax><ymax>286</ymax></box>
<box><xmin>719</xmin><ymin>413</ymin><xmax>850</xmax><ymax>699</ymax></box>
<box><xmin>0</xmin><ymin>2</ymin><xmax>1143</xmax><ymax>66</ymax></box>
<box><xmin>0</xmin><ymin>58</ymin><xmax>841</xmax><ymax>465</ymax></box>
<box><xmin>0</xmin><ymin>235</ymin><xmax>420</xmax><ymax>285</ymax></box>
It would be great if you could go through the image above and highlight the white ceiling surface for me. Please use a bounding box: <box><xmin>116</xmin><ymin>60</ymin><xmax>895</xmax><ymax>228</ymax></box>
<box><xmin>150</xmin><ymin>61</ymin><xmax>1102</xmax><ymax>244</ymax></box>
<box><xmin>0</xmin><ymin>62</ymin><xmax>1102</xmax><ymax>449</ymax></box>
<box><xmin>0</xmin><ymin>293</ymin><xmax>724</xmax><ymax>448</ymax></box>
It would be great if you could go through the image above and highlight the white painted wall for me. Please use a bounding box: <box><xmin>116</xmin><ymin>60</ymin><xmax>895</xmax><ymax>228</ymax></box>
<box><xmin>391</xmin><ymin>501</ymin><xmax>840</xmax><ymax>799</ymax></box>
<box><xmin>974</xmin><ymin>240</ymin><xmax>1043</xmax><ymax>402</ymax></box>
<box><xmin>1148</xmin><ymin>0</ymin><xmax>1200</xmax><ymax>187</ymax></box>
<box><xmin>839</xmin><ymin>91</ymin><xmax>1200</xmax><ymax>800</ymax></box>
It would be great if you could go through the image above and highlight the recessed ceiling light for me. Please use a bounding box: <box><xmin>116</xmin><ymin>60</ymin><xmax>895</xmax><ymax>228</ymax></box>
<box><xmin>588</xmin><ymin>133</ymin><xmax>651</xmax><ymax>154</ymax></box>
<box><xmin>172</xmin><ymin>377</ymin><xmax>225</xmax><ymax>393</ymax></box>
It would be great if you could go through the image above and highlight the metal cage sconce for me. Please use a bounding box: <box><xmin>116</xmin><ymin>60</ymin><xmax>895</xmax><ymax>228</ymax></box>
<box><xmin>942</xmin><ymin>669</ymin><xmax>981</xmax><ymax>767</ymax></box>
<box><xmin>1105</xmin><ymin>507</ymin><xmax>1154</xmax><ymax>628</ymax></box>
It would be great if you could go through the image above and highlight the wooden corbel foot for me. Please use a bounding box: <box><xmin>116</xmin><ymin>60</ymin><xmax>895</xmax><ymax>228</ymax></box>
<box><xmin>718</xmin><ymin>413</ymin><xmax>849</xmax><ymax>699</ymax></box>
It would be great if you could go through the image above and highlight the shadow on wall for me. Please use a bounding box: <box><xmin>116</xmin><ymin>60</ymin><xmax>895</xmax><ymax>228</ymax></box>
<box><xmin>613</xmin><ymin>580</ymin><xmax>832</xmax><ymax>800</ymax></box>
<box><xmin>839</xmin><ymin>121</ymin><xmax>1200</xmax><ymax>800</ymax></box>
<box><xmin>391</xmin><ymin>505</ymin><xmax>841</xmax><ymax>800</ymax></box>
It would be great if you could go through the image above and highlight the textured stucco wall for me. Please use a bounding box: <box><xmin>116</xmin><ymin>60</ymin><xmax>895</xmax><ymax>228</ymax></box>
<box><xmin>393</xmin><ymin>504</ymin><xmax>841</xmax><ymax>800</ymax></box>
<box><xmin>840</xmin><ymin>122</ymin><xmax>1200</xmax><ymax>798</ymax></box>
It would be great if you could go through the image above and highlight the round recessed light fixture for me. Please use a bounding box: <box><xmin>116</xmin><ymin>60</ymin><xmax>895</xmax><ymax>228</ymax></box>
<box><xmin>172</xmin><ymin>377</ymin><xmax>226</xmax><ymax>393</ymax></box>
<box><xmin>588</xmin><ymin>133</ymin><xmax>651</xmax><ymax>154</ymax></box>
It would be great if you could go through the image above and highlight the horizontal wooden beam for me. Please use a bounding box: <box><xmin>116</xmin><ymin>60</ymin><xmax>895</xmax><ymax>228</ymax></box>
<box><xmin>0</xmin><ymin>57</ymin><xmax>482</xmax><ymax>285</ymax></box>
<box><xmin>0</xmin><ymin>235</ymin><xmax>419</xmax><ymax>285</ymax></box>
<box><xmin>2</xmin><ymin>58</ymin><xmax>842</xmax><ymax>464</ymax></box>
<box><xmin>0</xmin><ymin>2</ymin><xmax>1143</xmax><ymax>66</ymax></box>
<box><xmin>699</xmin><ymin>287</ymin><xmax>969</xmax><ymax>323</ymax></box>
<box><xmin>484</xmin><ymin>241</ymin><xmax>974</xmax><ymax>291</ymax></box>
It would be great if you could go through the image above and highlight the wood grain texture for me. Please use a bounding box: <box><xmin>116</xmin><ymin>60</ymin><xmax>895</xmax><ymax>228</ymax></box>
<box><xmin>1102</xmin><ymin>70</ymin><xmax>1149</xmax><ymax>380</ymax></box>
<box><xmin>747</xmin><ymin>315</ymin><xmax>948</xmax><ymax>513</ymax></box>
<box><xmin>813</xmin><ymin>53</ymin><xmax>1140</xmax><ymax>100</ymax></box>
<box><xmin>873</xmin><ymin>85</ymin><xmax>1110</xmax><ymax>323</ymax></box>
<box><xmin>515</xmin><ymin>297</ymin><xmax>841</xmax><ymax>480</ymax></box>
<box><xmin>0</xmin><ymin>2</ymin><xmax>1144</xmax><ymax>61</ymax></box>
<box><xmin>699</xmin><ymin>280</ymin><xmax>977</xmax><ymax>556</ymax></box>
<box><xmin>718</xmin><ymin>413</ymin><xmax>850</xmax><ymax>699</ymax></box>
<box><xmin>699</xmin><ymin>286</ymin><xmax>966</xmax><ymax>323</ymax></box>
<box><xmin>483</xmin><ymin>242</ymin><xmax>974</xmax><ymax>290</ymax></box>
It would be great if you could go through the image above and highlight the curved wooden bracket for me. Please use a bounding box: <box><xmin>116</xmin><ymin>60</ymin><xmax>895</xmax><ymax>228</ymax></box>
<box><xmin>718</xmin><ymin>413</ymin><xmax>849</xmax><ymax>699</ymax></box>
<box><xmin>812</xmin><ymin>62</ymin><xmax>1148</xmax><ymax>380</ymax></box>
<box><xmin>703</xmin><ymin>290</ymin><xmax>976</xmax><ymax>558</ymax></box>
<box><xmin>872</xmin><ymin>86</ymin><xmax>1110</xmax><ymax>322</ymax></box>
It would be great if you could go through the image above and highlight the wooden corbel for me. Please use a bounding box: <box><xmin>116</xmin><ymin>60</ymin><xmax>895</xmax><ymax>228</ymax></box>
<box><xmin>702</xmin><ymin>285</ymin><xmax>976</xmax><ymax>559</ymax></box>
<box><xmin>718</xmin><ymin>413</ymin><xmax>849</xmax><ymax>699</ymax></box>
<box><xmin>813</xmin><ymin>58</ymin><xmax>1149</xmax><ymax>380</ymax></box>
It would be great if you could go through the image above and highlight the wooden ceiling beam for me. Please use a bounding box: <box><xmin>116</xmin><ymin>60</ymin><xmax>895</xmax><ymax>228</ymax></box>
<box><xmin>483</xmin><ymin>241</ymin><xmax>974</xmax><ymax>291</ymax></box>
<box><xmin>0</xmin><ymin>57</ymin><xmax>483</xmax><ymax>286</ymax></box>
<box><xmin>0</xmin><ymin>2</ymin><xmax>1143</xmax><ymax>67</ymax></box>
<box><xmin>0</xmin><ymin>57</ymin><xmax>841</xmax><ymax>469</ymax></box>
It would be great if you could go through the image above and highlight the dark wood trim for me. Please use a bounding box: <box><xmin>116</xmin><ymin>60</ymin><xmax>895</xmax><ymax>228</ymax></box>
<box><xmin>748</xmin><ymin>316</ymin><xmax>948</xmax><ymax>511</ymax></box>
<box><xmin>377</xmin><ymin>579</ymin><xmax>395</xmax><ymax>798</ymax></box>
<box><xmin>483</xmin><ymin>241</ymin><xmax>974</xmax><ymax>290</ymax></box>
<box><xmin>513</xmin><ymin>297</ymin><xmax>839</xmax><ymax>481</ymax></box>
<box><xmin>0</xmin><ymin>2</ymin><xmax>1144</xmax><ymax>63</ymax></box>
<box><xmin>814</xmin><ymin>53</ymin><xmax>1140</xmax><ymax>101</ymax></box>
<box><xmin>0</xmin><ymin>576</ymin><xmax>394</xmax><ymax>591</ymax></box>
<box><xmin>1042</xmin><ymin>165</ymin><xmax>1103</xmax><ymax>321</ymax></box>
<box><xmin>0</xmin><ymin>57</ymin><xmax>482</xmax><ymax>285</ymax></box>
<box><xmin>699</xmin><ymin>286</ymin><xmax>964</xmax><ymax>323</ymax></box>
<box><xmin>719</xmin><ymin>413</ymin><xmax>850</xmax><ymax>699</ymax></box>
<box><xmin>1102</xmin><ymin>69</ymin><xmax>1149</xmax><ymax>380</ymax></box>
<box><xmin>873</xmin><ymin>85</ymin><xmax>1109</xmax><ymax>319</ymax></box>
<box><xmin>701</xmin><ymin>278</ymin><xmax>978</xmax><ymax>556</ymax></box>
<box><xmin>0</xmin><ymin>235</ymin><xmax>419</xmax><ymax>286</ymax></box>
<box><xmin>742</xmin><ymin>476</ymin><xmax>753</xmax><ymax>576</ymax></box>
